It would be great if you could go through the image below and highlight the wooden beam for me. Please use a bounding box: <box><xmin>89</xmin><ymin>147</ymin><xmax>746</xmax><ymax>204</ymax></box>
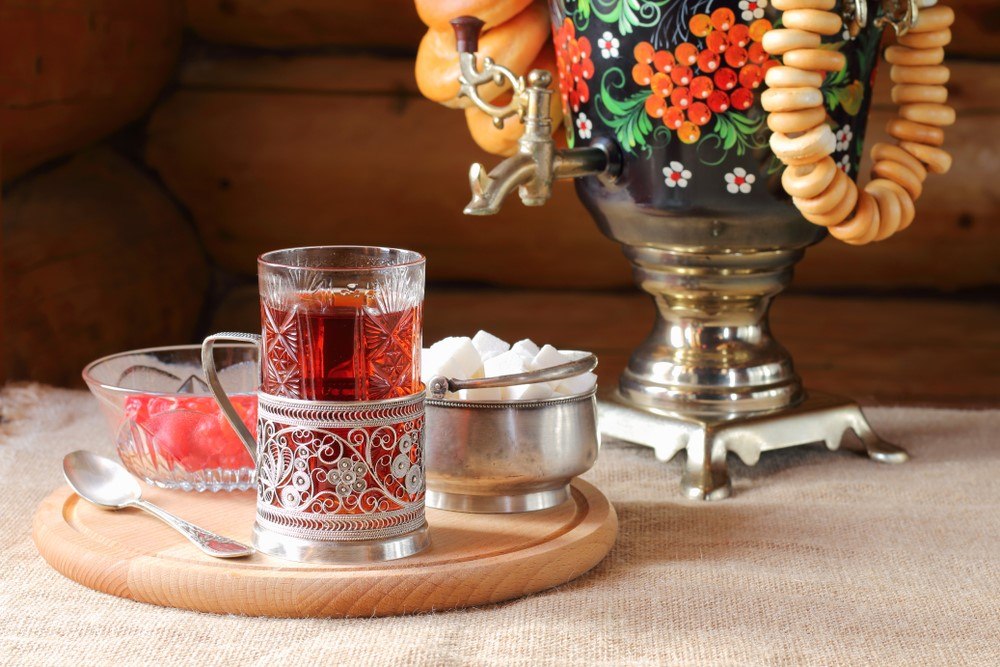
<box><xmin>0</xmin><ymin>0</ymin><xmax>183</xmax><ymax>181</ymax></box>
<box><xmin>209</xmin><ymin>286</ymin><xmax>1000</xmax><ymax>407</ymax></box>
<box><xmin>148</xmin><ymin>56</ymin><xmax>1000</xmax><ymax>291</ymax></box>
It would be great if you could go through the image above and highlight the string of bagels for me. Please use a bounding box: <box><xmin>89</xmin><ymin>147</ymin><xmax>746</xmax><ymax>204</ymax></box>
<box><xmin>413</xmin><ymin>0</ymin><xmax>955</xmax><ymax>245</ymax></box>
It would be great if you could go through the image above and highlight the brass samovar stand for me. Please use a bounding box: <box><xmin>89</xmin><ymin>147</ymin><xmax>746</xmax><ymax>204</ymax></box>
<box><xmin>595</xmin><ymin>244</ymin><xmax>908</xmax><ymax>500</ymax></box>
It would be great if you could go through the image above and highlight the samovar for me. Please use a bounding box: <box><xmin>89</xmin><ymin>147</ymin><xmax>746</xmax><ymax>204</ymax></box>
<box><xmin>436</xmin><ymin>0</ymin><xmax>953</xmax><ymax>498</ymax></box>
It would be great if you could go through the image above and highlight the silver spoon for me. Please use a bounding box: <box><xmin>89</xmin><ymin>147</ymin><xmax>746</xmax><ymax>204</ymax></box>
<box><xmin>63</xmin><ymin>450</ymin><xmax>254</xmax><ymax>558</ymax></box>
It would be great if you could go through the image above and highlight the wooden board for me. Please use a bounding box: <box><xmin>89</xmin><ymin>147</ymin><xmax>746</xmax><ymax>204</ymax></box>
<box><xmin>1</xmin><ymin>148</ymin><xmax>209</xmax><ymax>385</ymax></box>
<box><xmin>146</xmin><ymin>55</ymin><xmax>1000</xmax><ymax>290</ymax></box>
<box><xmin>0</xmin><ymin>0</ymin><xmax>183</xmax><ymax>181</ymax></box>
<box><xmin>32</xmin><ymin>479</ymin><xmax>617</xmax><ymax>618</ymax></box>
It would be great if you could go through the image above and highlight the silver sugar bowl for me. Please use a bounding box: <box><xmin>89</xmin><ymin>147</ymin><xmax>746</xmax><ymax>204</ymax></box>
<box><xmin>425</xmin><ymin>354</ymin><xmax>599</xmax><ymax>513</ymax></box>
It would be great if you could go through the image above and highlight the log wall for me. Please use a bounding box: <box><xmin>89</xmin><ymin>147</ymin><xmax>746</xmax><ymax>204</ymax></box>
<box><xmin>146</xmin><ymin>52</ymin><xmax>999</xmax><ymax>290</ymax></box>
<box><xmin>2</xmin><ymin>149</ymin><xmax>209</xmax><ymax>385</ymax></box>
<box><xmin>0</xmin><ymin>0</ymin><xmax>183</xmax><ymax>181</ymax></box>
<box><xmin>2</xmin><ymin>0</ymin><xmax>997</xmax><ymax>391</ymax></box>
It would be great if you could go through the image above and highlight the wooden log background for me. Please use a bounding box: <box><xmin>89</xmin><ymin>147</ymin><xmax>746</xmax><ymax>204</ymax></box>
<box><xmin>1</xmin><ymin>0</ymin><xmax>997</xmax><ymax>395</ymax></box>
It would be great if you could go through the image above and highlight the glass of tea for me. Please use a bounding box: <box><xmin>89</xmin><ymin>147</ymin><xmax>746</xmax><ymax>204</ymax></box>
<box><xmin>202</xmin><ymin>246</ymin><xmax>429</xmax><ymax>563</ymax></box>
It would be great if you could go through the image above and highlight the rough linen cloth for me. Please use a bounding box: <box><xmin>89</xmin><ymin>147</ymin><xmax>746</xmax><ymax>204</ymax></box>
<box><xmin>0</xmin><ymin>384</ymin><xmax>997</xmax><ymax>666</ymax></box>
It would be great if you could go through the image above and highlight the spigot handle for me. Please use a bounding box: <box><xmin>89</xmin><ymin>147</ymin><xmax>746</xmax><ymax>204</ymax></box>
<box><xmin>450</xmin><ymin>16</ymin><xmax>485</xmax><ymax>54</ymax></box>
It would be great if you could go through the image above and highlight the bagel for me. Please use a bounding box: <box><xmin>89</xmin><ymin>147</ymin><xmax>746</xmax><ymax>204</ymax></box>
<box><xmin>770</xmin><ymin>124</ymin><xmax>836</xmax><ymax>165</ymax></box>
<box><xmin>899</xmin><ymin>141</ymin><xmax>953</xmax><ymax>174</ymax></box>
<box><xmin>865</xmin><ymin>179</ymin><xmax>904</xmax><ymax>241</ymax></box>
<box><xmin>767</xmin><ymin>106</ymin><xmax>828</xmax><ymax>134</ymax></box>
<box><xmin>781</xmin><ymin>156</ymin><xmax>837</xmax><ymax>198</ymax></box>
<box><xmin>415</xmin><ymin>2</ymin><xmax>550</xmax><ymax>106</ymax></box>
<box><xmin>829</xmin><ymin>191</ymin><xmax>880</xmax><ymax>243</ymax></box>
<box><xmin>871</xmin><ymin>142</ymin><xmax>927</xmax><ymax>182</ymax></box>
<box><xmin>891</xmin><ymin>84</ymin><xmax>948</xmax><ymax>105</ymax></box>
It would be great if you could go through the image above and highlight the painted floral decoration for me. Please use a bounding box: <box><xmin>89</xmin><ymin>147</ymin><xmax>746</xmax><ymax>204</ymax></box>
<box><xmin>663</xmin><ymin>161</ymin><xmax>692</xmax><ymax>188</ymax></box>
<box><xmin>738</xmin><ymin>0</ymin><xmax>768</xmax><ymax>22</ymax></box>
<box><xmin>725</xmin><ymin>167</ymin><xmax>755</xmax><ymax>193</ymax></box>
<box><xmin>553</xmin><ymin>0</ymin><xmax>882</xmax><ymax>183</ymax></box>
<box><xmin>554</xmin><ymin>18</ymin><xmax>596</xmax><ymax>116</ymax></box>
<box><xmin>835</xmin><ymin>124</ymin><xmax>853</xmax><ymax>152</ymax></box>
<box><xmin>598</xmin><ymin>31</ymin><xmax>620</xmax><ymax>58</ymax></box>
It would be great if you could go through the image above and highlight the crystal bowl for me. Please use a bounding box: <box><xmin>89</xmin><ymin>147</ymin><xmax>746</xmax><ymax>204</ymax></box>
<box><xmin>83</xmin><ymin>344</ymin><xmax>258</xmax><ymax>492</ymax></box>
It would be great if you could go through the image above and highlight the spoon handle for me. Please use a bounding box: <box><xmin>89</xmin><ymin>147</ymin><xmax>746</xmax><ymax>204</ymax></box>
<box><xmin>130</xmin><ymin>499</ymin><xmax>254</xmax><ymax>558</ymax></box>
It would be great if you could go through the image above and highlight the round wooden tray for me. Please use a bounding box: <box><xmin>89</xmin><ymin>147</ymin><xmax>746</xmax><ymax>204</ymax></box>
<box><xmin>32</xmin><ymin>479</ymin><xmax>616</xmax><ymax>618</ymax></box>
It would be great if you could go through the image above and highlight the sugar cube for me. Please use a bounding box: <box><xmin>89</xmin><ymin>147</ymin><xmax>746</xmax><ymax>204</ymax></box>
<box><xmin>511</xmin><ymin>339</ymin><xmax>540</xmax><ymax>362</ymax></box>
<box><xmin>427</xmin><ymin>336</ymin><xmax>481</xmax><ymax>380</ymax></box>
<box><xmin>471</xmin><ymin>330</ymin><xmax>510</xmax><ymax>362</ymax></box>
<box><xmin>419</xmin><ymin>348</ymin><xmax>439</xmax><ymax>383</ymax></box>
<box><xmin>554</xmin><ymin>372</ymin><xmax>598</xmax><ymax>396</ymax></box>
<box><xmin>483</xmin><ymin>350</ymin><xmax>527</xmax><ymax>379</ymax></box>
<box><xmin>560</xmin><ymin>350</ymin><xmax>590</xmax><ymax>361</ymax></box>
<box><xmin>457</xmin><ymin>386</ymin><xmax>503</xmax><ymax>401</ymax></box>
<box><xmin>529</xmin><ymin>344</ymin><xmax>571</xmax><ymax>371</ymax></box>
<box><xmin>504</xmin><ymin>382</ymin><xmax>556</xmax><ymax>401</ymax></box>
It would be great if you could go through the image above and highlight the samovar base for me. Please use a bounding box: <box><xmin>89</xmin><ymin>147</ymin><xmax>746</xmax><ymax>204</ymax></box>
<box><xmin>598</xmin><ymin>391</ymin><xmax>908</xmax><ymax>500</ymax></box>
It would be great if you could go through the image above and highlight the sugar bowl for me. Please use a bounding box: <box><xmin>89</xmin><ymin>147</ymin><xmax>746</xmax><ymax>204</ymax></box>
<box><xmin>424</xmin><ymin>353</ymin><xmax>600</xmax><ymax>513</ymax></box>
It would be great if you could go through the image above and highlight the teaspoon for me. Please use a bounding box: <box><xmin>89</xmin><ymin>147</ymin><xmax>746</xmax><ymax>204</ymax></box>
<box><xmin>63</xmin><ymin>450</ymin><xmax>253</xmax><ymax>558</ymax></box>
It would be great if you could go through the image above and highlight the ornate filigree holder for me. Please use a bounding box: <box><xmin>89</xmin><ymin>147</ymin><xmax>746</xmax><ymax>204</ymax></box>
<box><xmin>204</xmin><ymin>333</ymin><xmax>430</xmax><ymax>563</ymax></box>
<box><xmin>250</xmin><ymin>392</ymin><xmax>429</xmax><ymax>563</ymax></box>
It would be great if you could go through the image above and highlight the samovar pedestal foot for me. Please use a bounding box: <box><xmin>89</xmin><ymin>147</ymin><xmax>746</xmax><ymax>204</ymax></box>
<box><xmin>597</xmin><ymin>391</ymin><xmax>908</xmax><ymax>500</ymax></box>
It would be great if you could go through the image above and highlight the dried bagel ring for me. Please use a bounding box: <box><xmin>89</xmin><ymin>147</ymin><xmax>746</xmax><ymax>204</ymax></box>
<box><xmin>782</xmin><ymin>48</ymin><xmax>846</xmax><ymax>72</ymax></box>
<box><xmin>764</xmin><ymin>66</ymin><xmax>825</xmax><ymax>89</ymax></box>
<box><xmin>891</xmin><ymin>84</ymin><xmax>948</xmax><ymax>105</ymax></box>
<box><xmin>761</xmin><ymin>0</ymin><xmax>953</xmax><ymax>244</ymax></box>
<box><xmin>887</xmin><ymin>118</ymin><xmax>945</xmax><ymax>146</ymax></box>
<box><xmin>770</xmin><ymin>124</ymin><xmax>837</xmax><ymax>165</ymax></box>
<box><xmin>890</xmin><ymin>64</ymin><xmax>950</xmax><ymax>85</ymax></box>
<box><xmin>909</xmin><ymin>5</ymin><xmax>956</xmax><ymax>32</ymax></box>
<box><xmin>772</xmin><ymin>0</ymin><xmax>836</xmax><ymax>10</ymax></box>
<box><xmin>900</xmin><ymin>141</ymin><xmax>953</xmax><ymax>174</ymax></box>
<box><xmin>865</xmin><ymin>179</ymin><xmax>904</xmax><ymax>241</ymax></box>
<box><xmin>793</xmin><ymin>167</ymin><xmax>851</xmax><ymax>215</ymax></box>
<box><xmin>767</xmin><ymin>106</ymin><xmax>828</xmax><ymax>133</ymax></box>
<box><xmin>884</xmin><ymin>46</ymin><xmax>944</xmax><ymax>66</ymax></box>
<box><xmin>761</xmin><ymin>29</ymin><xmax>822</xmax><ymax>54</ymax></box>
<box><xmin>871</xmin><ymin>142</ymin><xmax>927</xmax><ymax>182</ymax></box>
<box><xmin>899</xmin><ymin>103</ymin><xmax>956</xmax><ymax>126</ymax></box>
<box><xmin>884</xmin><ymin>179</ymin><xmax>917</xmax><ymax>231</ymax></box>
<box><xmin>781</xmin><ymin>156</ymin><xmax>837</xmax><ymax>199</ymax></box>
<box><xmin>782</xmin><ymin>9</ymin><xmax>843</xmax><ymax>35</ymax></box>
<box><xmin>830</xmin><ymin>192</ymin><xmax>881</xmax><ymax>244</ymax></box>
<box><xmin>801</xmin><ymin>180</ymin><xmax>858</xmax><ymax>227</ymax></box>
<box><xmin>415</xmin><ymin>2</ymin><xmax>550</xmax><ymax>105</ymax></box>
<box><xmin>872</xmin><ymin>160</ymin><xmax>924</xmax><ymax>200</ymax></box>
<box><xmin>896</xmin><ymin>28</ymin><xmax>952</xmax><ymax>49</ymax></box>
<box><xmin>761</xmin><ymin>87</ymin><xmax>824</xmax><ymax>112</ymax></box>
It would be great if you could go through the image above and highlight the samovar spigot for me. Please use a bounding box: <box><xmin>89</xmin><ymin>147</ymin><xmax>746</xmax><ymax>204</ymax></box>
<box><xmin>450</xmin><ymin>16</ymin><xmax>619</xmax><ymax>216</ymax></box>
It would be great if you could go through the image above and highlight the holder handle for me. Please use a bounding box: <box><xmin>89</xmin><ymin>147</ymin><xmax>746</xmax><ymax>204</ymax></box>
<box><xmin>428</xmin><ymin>353</ymin><xmax>598</xmax><ymax>399</ymax></box>
<box><xmin>202</xmin><ymin>332</ymin><xmax>260</xmax><ymax>463</ymax></box>
<box><xmin>450</xmin><ymin>15</ymin><xmax>485</xmax><ymax>54</ymax></box>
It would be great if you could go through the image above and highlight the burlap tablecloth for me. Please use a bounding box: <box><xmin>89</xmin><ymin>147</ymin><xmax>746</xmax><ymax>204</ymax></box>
<box><xmin>1</xmin><ymin>384</ymin><xmax>997</xmax><ymax>666</ymax></box>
